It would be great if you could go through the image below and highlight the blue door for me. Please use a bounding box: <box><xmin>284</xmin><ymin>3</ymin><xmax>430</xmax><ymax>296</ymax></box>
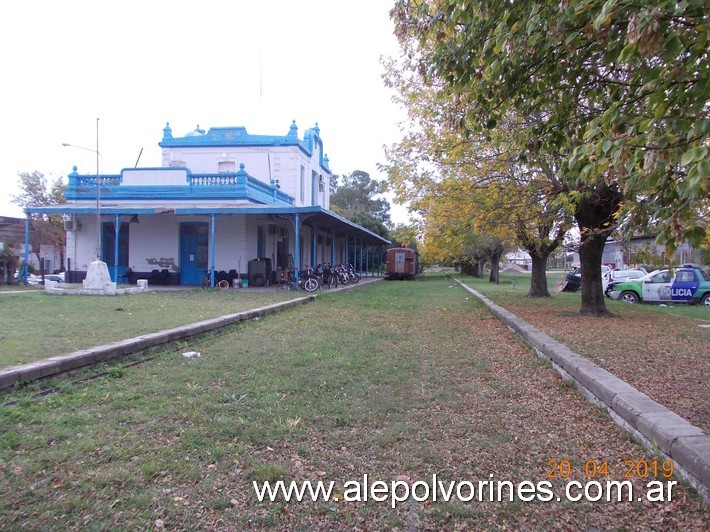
<box><xmin>103</xmin><ymin>222</ymin><xmax>129</xmax><ymax>282</ymax></box>
<box><xmin>670</xmin><ymin>269</ymin><xmax>699</xmax><ymax>302</ymax></box>
<box><xmin>180</xmin><ymin>223</ymin><xmax>208</xmax><ymax>285</ymax></box>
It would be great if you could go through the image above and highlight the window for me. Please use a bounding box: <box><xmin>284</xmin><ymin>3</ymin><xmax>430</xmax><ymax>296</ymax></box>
<box><xmin>649</xmin><ymin>272</ymin><xmax>670</xmax><ymax>283</ymax></box>
<box><xmin>257</xmin><ymin>226</ymin><xmax>264</xmax><ymax>258</ymax></box>
<box><xmin>218</xmin><ymin>161</ymin><xmax>236</xmax><ymax>173</ymax></box>
<box><xmin>102</xmin><ymin>222</ymin><xmax>129</xmax><ymax>267</ymax></box>
<box><xmin>300</xmin><ymin>166</ymin><xmax>305</xmax><ymax>203</ymax></box>
<box><xmin>311</xmin><ymin>170</ymin><xmax>317</xmax><ymax>205</ymax></box>
<box><xmin>676</xmin><ymin>271</ymin><xmax>696</xmax><ymax>283</ymax></box>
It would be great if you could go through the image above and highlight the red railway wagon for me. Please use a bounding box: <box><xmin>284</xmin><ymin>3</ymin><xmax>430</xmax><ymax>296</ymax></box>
<box><xmin>385</xmin><ymin>247</ymin><xmax>419</xmax><ymax>280</ymax></box>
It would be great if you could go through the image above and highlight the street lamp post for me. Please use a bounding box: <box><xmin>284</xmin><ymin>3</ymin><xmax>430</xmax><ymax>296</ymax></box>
<box><xmin>62</xmin><ymin>118</ymin><xmax>101</xmax><ymax>260</ymax></box>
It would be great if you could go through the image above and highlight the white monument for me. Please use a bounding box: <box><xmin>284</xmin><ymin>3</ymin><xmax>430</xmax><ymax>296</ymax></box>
<box><xmin>82</xmin><ymin>260</ymin><xmax>116</xmax><ymax>293</ymax></box>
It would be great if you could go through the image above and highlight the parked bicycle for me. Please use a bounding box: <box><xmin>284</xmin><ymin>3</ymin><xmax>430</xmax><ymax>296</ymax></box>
<box><xmin>345</xmin><ymin>263</ymin><xmax>360</xmax><ymax>284</ymax></box>
<box><xmin>201</xmin><ymin>270</ymin><xmax>212</xmax><ymax>289</ymax></box>
<box><xmin>333</xmin><ymin>263</ymin><xmax>360</xmax><ymax>285</ymax></box>
<box><xmin>275</xmin><ymin>267</ymin><xmax>320</xmax><ymax>292</ymax></box>
<box><xmin>298</xmin><ymin>266</ymin><xmax>321</xmax><ymax>292</ymax></box>
<box><xmin>315</xmin><ymin>262</ymin><xmax>338</xmax><ymax>289</ymax></box>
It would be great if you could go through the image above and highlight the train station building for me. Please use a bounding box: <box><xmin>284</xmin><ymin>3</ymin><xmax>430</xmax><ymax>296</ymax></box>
<box><xmin>25</xmin><ymin>121</ymin><xmax>389</xmax><ymax>286</ymax></box>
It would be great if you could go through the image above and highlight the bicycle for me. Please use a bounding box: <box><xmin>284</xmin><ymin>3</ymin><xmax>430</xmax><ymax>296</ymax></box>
<box><xmin>315</xmin><ymin>263</ymin><xmax>338</xmax><ymax>289</ymax></box>
<box><xmin>298</xmin><ymin>266</ymin><xmax>321</xmax><ymax>293</ymax></box>
<box><xmin>201</xmin><ymin>270</ymin><xmax>212</xmax><ymax>289</ymax></box>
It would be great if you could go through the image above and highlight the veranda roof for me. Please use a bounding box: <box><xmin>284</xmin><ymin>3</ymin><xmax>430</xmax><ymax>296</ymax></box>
<box><xmin>25</xmin><ymin>204</ymin><xmax>390</xmax><ymax>246</ymax></box>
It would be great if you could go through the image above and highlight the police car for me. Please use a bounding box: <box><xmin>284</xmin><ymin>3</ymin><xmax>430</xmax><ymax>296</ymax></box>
<box><xmin>607</xmin><ymin>265</ymin><xmax>710</xmax><ymax>306</ymax></box>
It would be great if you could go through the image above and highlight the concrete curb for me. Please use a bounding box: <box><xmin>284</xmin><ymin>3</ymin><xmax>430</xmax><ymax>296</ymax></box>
<box><xmin>453</xmin><ymin>278</ymin><xmax>710</xmax><ymax>503</ymax></box>
<box><xmin>0</xmin><ymin>295</ymin><xmax>316</xmax><ymax>392</ymax></box>
<box><xmin>0</xmin><ymin>277</ymin><xmax>383</xmax><ymax>392</ymax></box>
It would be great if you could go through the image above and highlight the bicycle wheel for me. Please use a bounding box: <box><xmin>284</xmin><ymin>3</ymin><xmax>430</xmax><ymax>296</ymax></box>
<box><xmin>201</xmin><ymin>272</ymin><xmax>210</xmax><ymax>289</ymax></box>
<box><xmin>302</xmin><ymin>276</ymin><xmax>319</xmax><ymax>292</ymax></box>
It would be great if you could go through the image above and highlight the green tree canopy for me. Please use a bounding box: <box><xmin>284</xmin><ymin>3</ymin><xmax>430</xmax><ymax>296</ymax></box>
<box><xmin>11</xmin><ymin>171</ymin><xmax>66</xmax><ymax>276</ymax></box>
<box><xmin>330</xmin><ymin>170</ymin><xmax>392</xmax><ymax>225</ymax></box>
<box><xmin>330</xmin><ymin>170</ymin><xmax>392</xmax><ymax>239</ymax></box>
<box><xmin>390</xmin><ymin>0</ymin><xmax>709</xmax><ymax>315</ymax></box>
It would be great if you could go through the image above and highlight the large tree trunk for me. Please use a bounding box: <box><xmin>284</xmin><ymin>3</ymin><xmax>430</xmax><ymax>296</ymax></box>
<box><xmin>489</xmin><ymin>250</ymin><xmax>501</xmax><ymax>284</ymax></box>
<box><xmin>578</xmin><ymin>231</ymin><xmax>610</xmax><ymax>316</ymax></box>
<box><xmin>574</xmin><ymin>184</ymin><xmax>622</xmax><ymax>317</ymax></box>
<box><xmin>528</xmin><ymin>253</ymin><xmax>550</xmax><ymax>297</ymax></box>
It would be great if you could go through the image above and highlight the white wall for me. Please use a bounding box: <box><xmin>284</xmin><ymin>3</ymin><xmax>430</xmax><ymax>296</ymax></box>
<box><xmin>161</xmin><ymin>145</ymin><xmax>330</xmax><ymax>208</ymax></box>
<box><xmin>68</xmin><ymin>214</ymin><xmax>101</xmax><ymax>270</ymax></box>
<box><xmin>129</xmin><ymin>214</ymin><xmax>180</xmax><ymax>272</ymax></box>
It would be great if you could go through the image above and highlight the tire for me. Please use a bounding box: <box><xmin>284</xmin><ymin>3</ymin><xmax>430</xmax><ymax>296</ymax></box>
<box><xmin>701</xmin><ymin>293</ymin><xmax>710</xmax><ymax>307</ymax></box>
<box><xmin>251</xmin><ymin>273</ymin><xmax>266</xmax><ymax>287</ymax></box>
<box><xmin>339</xmin><ymin>273</ymin><xmax>349</xmax><ymax>285</ymax></box>
<box><xmin>350</xmin><ymin>273</ymin><xmax>360</xmax><ymax>283</ymax></box>
<box><xmin>302</xmin><ymin>276</ymin><xmax>319</xmax><ymax>292</ymax></box>
<box><xmin>620</xmin><ymin>290</ymin><xmax>639</xmax><ymax>304</ymax></box>
<box><xmin>201</xmin><ymin>272</ymin><xmax>210</xmax><ymax>289</ymax></box>
<box><xmin>329</xmin><ymin>275</ymin><xmax>338</xmax><ymax>289</ymax></box>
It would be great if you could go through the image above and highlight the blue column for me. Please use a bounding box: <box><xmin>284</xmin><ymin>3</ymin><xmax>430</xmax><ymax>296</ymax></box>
<box><xmin>331</xmin><ymin>229</ymin><xmax>336</xmax><ymax>264</ymax></box>
<box><xmin>22</xmin><ymin>213</ymin><xmax>30</xmax><ymax>283</ymax></box>
<box><xmin>294</xmin><ymin>213</ymin><xmax>300</xmax><ymax>287</ymax></box>
<box><xmin>114</xmin><ymin>214</ymin><xmax>120</xmax><ymax>282</ymax></box>
<box><xmin>311</xmin><ymin>224</ymin><xmax>317</xmax><ymax>266</ymax></box>
<box><xmin>359</xmin><ymin>239</ymin><xmax>363</xmax><ymax>273</ymax></box>
<box><xmin>209</xmin><ymin>214</ymin><xmax>216</xmax><ymax>287</ymax></box>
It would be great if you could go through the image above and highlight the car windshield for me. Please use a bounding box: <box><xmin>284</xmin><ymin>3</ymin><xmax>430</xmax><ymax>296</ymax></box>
<box><xmin>699</xmin><ymin>269</ymin><xmax>710</xmax><ymax>282</ymax></box>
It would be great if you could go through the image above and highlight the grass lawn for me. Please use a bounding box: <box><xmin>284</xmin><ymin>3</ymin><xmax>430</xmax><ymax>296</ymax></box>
<box><xmin>0</xmin><ymin>289</ymin><xmax>303</xmax><ymax>367</ymax></box>
<box><xmin>458</xmin><ymin>272</ymin><xmax>710</xmax><ymax>434</ymax></box>
<box><xmin>472</xmin><ymin>269</ymin><xmax>710</xmax><ymax>321</ymax></box>
<box><xmin>1</xmin><ymin>275</ymin><xmax>707</xmax><ymax>529</ymax></box>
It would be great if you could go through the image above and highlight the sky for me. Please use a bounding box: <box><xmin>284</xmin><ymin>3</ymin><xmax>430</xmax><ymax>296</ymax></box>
<box><xmin>0</xmin><ymin>0</ymin><xmax>410</xmax><ymax>223</ymax></box>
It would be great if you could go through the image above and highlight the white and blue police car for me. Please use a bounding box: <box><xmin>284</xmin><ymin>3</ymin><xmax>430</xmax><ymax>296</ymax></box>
<box><xmin>608</xmin><ymin>265</ymin><xmax>710</xmax><ymax>306</ymax></box>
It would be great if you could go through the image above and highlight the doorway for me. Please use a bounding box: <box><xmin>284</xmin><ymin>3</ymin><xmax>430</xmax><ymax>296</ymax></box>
<box><xmin>180</xmin><ymin>223</ymin><xmax>208</xmax><ymax>285</ymax></box>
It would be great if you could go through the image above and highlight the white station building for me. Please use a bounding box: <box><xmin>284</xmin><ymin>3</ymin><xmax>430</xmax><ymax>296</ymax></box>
<box><xmin>26</xmin><ymin>121</ymin><xmax>389</xmax><ymax>286</ymax></box>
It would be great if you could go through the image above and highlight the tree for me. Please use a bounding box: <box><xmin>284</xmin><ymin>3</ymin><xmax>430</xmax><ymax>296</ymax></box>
<box><xmin>390</xmin><ymin>0</ymin><xmax>708</xmax><ymax>316</ymax></box>
<box><xmin>382</xmin><ymin>56</ymin><xmax>572</xmax><ymax>296</ymax></box>
<box><xmin>330</xmin><ymin>170</ymin><xmax>393</xmax><ymax>242</ymax></box>
<box><xmin>389</xmin><ymin>223</ymin><xmax>421</xmax><ymax>249</ymax></box>
<box><xmin>330</xmin><ymin>170</ymin><xmax>391</xmax><ymax>225</ymax></box>
<box><xmin>11</xmin><ymin>171</ymin><xmax>66</xmax><ymax>278</ymax></box>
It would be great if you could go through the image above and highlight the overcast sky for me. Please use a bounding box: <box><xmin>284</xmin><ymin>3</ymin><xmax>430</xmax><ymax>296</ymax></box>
<box><xmin>1</xmin><ymin>0</ymin><xmax>409</xmax><ymax>223</ymax></box>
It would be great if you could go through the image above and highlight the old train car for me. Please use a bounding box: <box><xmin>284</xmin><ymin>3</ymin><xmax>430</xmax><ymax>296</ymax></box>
<box><xmin>385</xmin><ymin>247</ymin><xmax>419</xmax><ymax>280</ymax></box>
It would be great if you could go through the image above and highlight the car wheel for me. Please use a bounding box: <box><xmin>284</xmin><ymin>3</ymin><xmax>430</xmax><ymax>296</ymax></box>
<box><xmin>701</xmin><ymin>293</ymin><xmax>710</xmax><ymax>307</ymax></box>
<box><xmin>620</xmin><ymin>291</ymin><xmax>639</xmax><ymax>304</ymax></box>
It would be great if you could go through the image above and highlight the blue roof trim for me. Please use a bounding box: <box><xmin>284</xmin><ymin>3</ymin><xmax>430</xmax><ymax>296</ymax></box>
<box><xmin>172</xmin><ymin>205</ymin><xmax>389</xmax><ymax>243</ymax></box>
<box><xmin>27</xmin><ymin>206</ymin><xmax>157</xmax><ymax>215</ymax></box>
<box><xmin>65</xmin><ymin>167</ymin><xmax>294</xmax><ymax>206</ymax></box>
<box><xmin>159</xmin><ymin>121</ymin><xmax>332</xmax><ymax>174</ymax></box>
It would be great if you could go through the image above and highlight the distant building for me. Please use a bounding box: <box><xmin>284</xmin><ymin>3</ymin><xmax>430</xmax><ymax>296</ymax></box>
<box><xmin>0</xmin><ymin>216</ymin><xmax>62</xmax><ymax>278</ymax></box>
<box><xmin>26</xmin><ymin>121</ymin><xmax>388</xmax><ymax>285</ymax></box>
<box><xmin>602</xmin><ymin>236</ymin><xmax>703</xmax><ymax>269</ymax></box>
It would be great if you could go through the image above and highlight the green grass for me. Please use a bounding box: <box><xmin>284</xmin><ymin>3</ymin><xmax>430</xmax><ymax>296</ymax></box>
<box><xmin>1</xmin><ymin>275</ymin><xmax>707</xmax><ymax>529</ymax></box>
<box><xmin>461</xmin><ymin>271</ymin><xmax>710</xmax><ymax>321</ymax></box>
<box><xmin>0</xmin><ymin>288</ymin><xmax>303</xmax><ymax>367</ymax></box>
